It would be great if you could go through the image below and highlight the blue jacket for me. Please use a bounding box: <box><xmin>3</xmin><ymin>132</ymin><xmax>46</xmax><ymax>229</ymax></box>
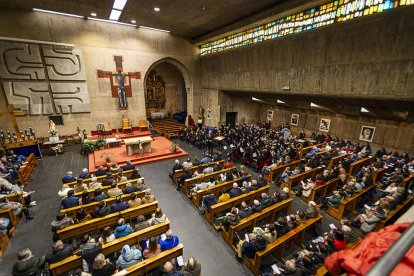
<box><xmin>62</xmin><ymin>175</ymin><xmax>76</xmax><ymax>183</ymax></box>
<box><xmin>78</xmin><ymin>172</ymin><xmax>91</xmax><ymax>179</ymax></box>
<box><xmin>95</xmin><ymin>169</ymin><xmax>106</xmax><ymax>177</ymax></box>
<box><xmin>110</xmin><ymin>202</ymin><xmax>129</xmax><ymax>213</ymax></box>
<box><xmin>123</xmin><ymin>164</ymin><xmax>135</xmax><ymax>171</ymax></box>
<box><xmin>114</xmin><ymin>224</ymin><xmax>133</xmax><ymax>238</ymax></box>
<box><xmin>159</xmin><ymin>236</ymin><xmax>180</xmax><ymax>251</ymax></box>
<box><xmin>62</xmin><ymin>196</ymin><xmax>79</xmax><ymax>209</ymax></box>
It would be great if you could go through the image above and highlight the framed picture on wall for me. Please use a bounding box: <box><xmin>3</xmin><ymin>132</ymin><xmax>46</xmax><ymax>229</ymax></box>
<box><xmin>267</xmin><ymin>110</ymin><xmax>274</xmax><ymax>122</ymax></box>
<box><xmin>359</xmin><ymin>125</ymin><xmax>376</xmax><ymax>142</ymax></box>
<box><xmin>319</xmin><ymin>118</ymin><xmax>331</xmax><ymax>132</ymax></box>
<box><xmin>291</xmin><ymin>114</ymin><xmax>299</xmax><ymax>126</ymax></box>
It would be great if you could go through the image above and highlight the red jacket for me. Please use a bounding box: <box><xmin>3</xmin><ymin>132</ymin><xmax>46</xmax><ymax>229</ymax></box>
<box><xmin>325</xmin><ymin>223</ymin><xmax>414</xmax><ymax>276</ymax></box>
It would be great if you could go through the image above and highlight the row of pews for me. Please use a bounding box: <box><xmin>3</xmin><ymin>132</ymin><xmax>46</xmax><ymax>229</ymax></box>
<box><xmin>171</xmin><ymin>160</ymin><xmax>326</xmax><ymax>275</ymax></box>
<box><xmin>51</xmin><ymin>172</ymin><xmax>185</xmax><ymax>275</ymax></box>
<box><xmin>151</xmin><ymin>119</ymin><xmax>185</xmax><ymax>139</ymax></box>
<box><xmin>0</xmin><ymin>153</ymin><xmax>39</xmax><ymax>257</ymax></box>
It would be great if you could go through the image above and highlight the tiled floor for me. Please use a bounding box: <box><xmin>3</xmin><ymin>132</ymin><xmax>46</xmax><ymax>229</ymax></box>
<box><xmin>0</xmin><ymin>140</ymin><xmax>342</xmax><ymax>276</ymax></box>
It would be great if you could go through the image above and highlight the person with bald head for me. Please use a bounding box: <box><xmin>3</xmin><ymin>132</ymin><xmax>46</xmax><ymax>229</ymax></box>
<box><xmin>162</xmin><ymin>261</ymin><xmax>181</xmax><ymax>276</ymax></box>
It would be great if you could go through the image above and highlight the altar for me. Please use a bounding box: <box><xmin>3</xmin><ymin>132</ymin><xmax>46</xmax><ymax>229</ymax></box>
<box><xmin>124</xmin><ymin>136</ymin><xmax>153</xmax><ymax>156</ymax></box>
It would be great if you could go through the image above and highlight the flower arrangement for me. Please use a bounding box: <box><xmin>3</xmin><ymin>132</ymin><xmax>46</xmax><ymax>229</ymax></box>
<box><xmin>48</xmin><ymin>129</ymin><xmax>58</xmax><ymax>136</ymax></box>
<box><xmin>170</xmin><ymin>142</ymin><xmax>178</xmax><ymax>152</ymax></box>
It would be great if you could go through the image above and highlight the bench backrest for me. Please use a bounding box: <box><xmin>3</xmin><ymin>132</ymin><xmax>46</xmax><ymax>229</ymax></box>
<box><xmin>206</xmin><ymin>186</ymin><xmax>270</xmax><ymax>226</ymax></box>
<box><xmin>50</xmin><ymin>221</ymin><xmax>170</xmax><ymax>275</ymax></box>
<box><xmin>60</xmin><ymin>191</ymin><xmax>146</xmax><ymax>218</ymax></box>
<box><xmin>115</xmin><ymin>244</ymin><xmax>184</xmax><ymax>275</ymax></box>
<box><xmin>192</xmin><ymin>175</ymin><xmax>251</xmax><ymax>208</ymax></box>
<box><xmin>223</xmin><ymin>198</ymin><xmax>293</xmax><ymax>249</ymax></box>
<box><xmin>57</xmin><ymin>201</ymin><xmax>158</xmax><ymax>241</ymax></box>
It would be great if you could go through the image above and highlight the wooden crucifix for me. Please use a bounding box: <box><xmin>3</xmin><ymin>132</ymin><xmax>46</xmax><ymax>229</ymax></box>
<box><xmin>97</xmin><ymin>56</ymin><xmax>141</xmax><ymax>109</ymax></box>
<box><xmin>0</xmin><ymin>104</ymin><xmax>27</xmax><ymax>139</ymax></box>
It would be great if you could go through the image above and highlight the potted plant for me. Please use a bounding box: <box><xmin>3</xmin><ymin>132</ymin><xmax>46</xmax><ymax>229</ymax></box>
<box><xmin>83</xmin><ymin>142</ymin><xmax>96</xmax><ymax>154</ymax></box>
<box><xmin>170</xmin><ymin>142</ymin><xmax>178</xmax><ymax>153</ymax></box>
<box><xmin>95</xmin><ymin>139</ymin><xmax>107</xmax><ymax>150</ymax></box>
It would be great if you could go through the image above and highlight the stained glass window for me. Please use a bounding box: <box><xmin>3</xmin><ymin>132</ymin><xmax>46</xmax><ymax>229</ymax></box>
<box><xmin>200</xmin><ymin>0</ymin><xmax>412</xmax><ymax>56</ymax></box>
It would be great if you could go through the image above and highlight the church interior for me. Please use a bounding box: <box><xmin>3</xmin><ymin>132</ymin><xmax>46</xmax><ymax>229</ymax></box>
<box><xmin>0</xmin><ymin>0</ymin><xmax>413</xmax><ymax>275</ymax></box>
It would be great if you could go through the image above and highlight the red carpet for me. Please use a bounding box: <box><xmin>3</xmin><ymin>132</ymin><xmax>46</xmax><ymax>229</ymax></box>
<box><xmin>88</xmin><ymin>136</ymin><xmax>188</xmax><ymax>172</ymax></box>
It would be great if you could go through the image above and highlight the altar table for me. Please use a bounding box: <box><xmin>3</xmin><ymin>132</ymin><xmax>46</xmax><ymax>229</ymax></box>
<box><xmin>124</xmin><ymin>136</ymin><xmax>153</xmax><ymax>156</ymax></box>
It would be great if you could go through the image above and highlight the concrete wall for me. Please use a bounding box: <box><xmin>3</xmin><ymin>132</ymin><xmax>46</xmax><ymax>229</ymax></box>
<box><xmin>0</xmin><ymin>10</ymin><xmax>199</xmax><ymax>136</ymax></box>
<box><xmin>259</xmin><ymin>104</ymin><xmax>414</xmax><ymax>155</ymax></box>
<box><xmin>200</xmin><ymin>7</ymin><xmax>414</xmax><ymax>100</ymax></box>
<box><xmin>218</xmin><ymin>93</ymin><xmax>261</xmax><ymax>126</ymax></box>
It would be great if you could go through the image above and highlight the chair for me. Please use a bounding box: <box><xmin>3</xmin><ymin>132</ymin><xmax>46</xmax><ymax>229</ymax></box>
<box><xmin>122</xmin><ymin>118</ymin><xmax>132</xmax><ymax>133</ymax></box>
<box><xmin>139</xmin><ymin>119</ymin><xmax>148</xmax><ymax>131</ymax></box>
<box><xmin>103</xmin><ymin>122</ymin><xmax>112</xmax><ymax>135</ymax></box>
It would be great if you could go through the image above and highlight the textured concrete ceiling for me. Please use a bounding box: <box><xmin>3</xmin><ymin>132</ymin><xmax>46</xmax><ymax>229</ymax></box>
<box><xmin>223</xmin><ymin>91</ymin><xmax>414</xmax><ymax>122</ymax></box>
<box><xmin>0</xmin><ymin>0</ymin><xmax>292</xmax><ymax>39</ymax></box>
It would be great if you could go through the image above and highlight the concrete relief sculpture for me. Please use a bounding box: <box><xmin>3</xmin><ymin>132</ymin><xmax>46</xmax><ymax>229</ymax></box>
<box><xmin>0</xmin><ymin>39</ymin><xmax>91</xmax><ymax>115</ymax></box>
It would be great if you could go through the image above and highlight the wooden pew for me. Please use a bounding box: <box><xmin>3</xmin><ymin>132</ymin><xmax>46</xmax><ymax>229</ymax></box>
<box><xmin>243</xmin><ymin>215</ymin><xmax>323</xmax><ymax>276</ymax></box>
<box><xmin>18</xmin><ymin>153</ymin><xmax>37</xmax><ymax>186</ymax></box>
<box><xmin>263</xmin><ymin>160</ymin><xmax>300</xmax><ymax>183</ymax></box>
<box><xmin>4</xmin><ymin>192</ymin><xmax>25</xmax><ymax>206</ymax></box>
<box><xmin>372</xmin><ymin>168</ymin><xmax>385</xmax><ymax>183</ymax></box>
<box><xmin>280</xmin><ymin>166</ymin><xmax>324</xmax><ymax>191</ymax></box>
<box><xmin>115</xmin><ymin>244</ymin><xmax>184</xmax><ymax>275</ymax></box>
<box><xmin>65</xmin><ymin>169</ymin><xmax>134</xmax><ymax>188</ymax></box>
<box><xmin>298</xmin><ymin>143</ymin><xmax>324</xmax><ymax>158</ymax></box>
<box><xmin>327</xmin><ymin>184</ymin><xmax>375</xmax><ymax>220</ymax></box>
<box><xmin>172</xmin><ymin>160</ymin><xmax>224</xmax><ymax>184</ymax></box>
<box><xmin>221</xmin><ymin>198</ymin><xmax>293</xmax><ymax>250</ymax></box>
<box><xmin>301</xmin><ymin>178</ymin><xmax>340</xmax><ymax>204</ymax></box>
<box><xmin>376</xmin><ymin>195</ymin><xmax>414</xmax><ymax>230</ymax></box>
<box><xmin>182</xmin><ymin>167</ymin><xmax>234</xmax><ymax>195</ymax></box>
<box><xmin>191</xmin><ymin>175</ymin><xmax>251</xmax><ymax>209</ymax></box>
<box><xmin>0</xmin><ymin>209</ymin><xmax>18</xmax><ymax>257</ymax></box>
<box><xmin>204</xmin><ymin>186</ymin><xmax>270</xmax><ymax>230</ymax></box>
<box><xmin>57</xmin><ymin>201</ymin><xmax>158</xmax><ymax>241</ymax></box>
<box><xmin>400</xmin><ymin>174</ymin><xmax>413</xmax><ymax>189</ymax></box>
<box><xmin>348</xmin><ymin>156</ymin><xmax>374</xmax><ymax>176</ymax></box>
<box><xmin>70</xmin><ymin>177</ymin><xmax>144</xmax><ymax>198</ymax></box>
<box><xmin>50</xmin><ymin>221</ymin><xmax>170</xmax><ymax>275</ymax></box>
<box><xmin>60</xmin><ymin>191</ymin><xmax>146</xmax><ymax>218</ymax></box>
<box><xmin>327</xmin><ymin>153</ymin><xmax>349</xmax><ymax>170</ymax></box>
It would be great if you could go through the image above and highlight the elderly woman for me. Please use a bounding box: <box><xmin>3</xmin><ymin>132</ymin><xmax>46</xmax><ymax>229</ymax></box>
<box><xmin>305</xmin><ymin>201</ymin><xmax>319</xmax><ymax>218</ymax></box>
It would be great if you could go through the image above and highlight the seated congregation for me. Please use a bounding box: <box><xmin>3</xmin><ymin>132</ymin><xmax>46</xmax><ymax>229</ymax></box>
<box><xmin>2</xmin><ymin>121</ymin><xmax>413</xmax><ymax>276</ymax></box>
<box><xmin>174</xmin><ymin>121</ymin><xmax>413</xmax><ymax>275</ymax></box>
<box><xmin>7</xmin><ymin>160</ymin><xmax>200</xmax><ymax>276</ymax></box>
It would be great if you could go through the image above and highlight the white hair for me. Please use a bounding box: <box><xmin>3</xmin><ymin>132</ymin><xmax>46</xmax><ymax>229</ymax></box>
<box><xmin>309</xmin><ymin>201</ymin><xmax>316</xmax><ymax>207</ymax></box>
<box><xmin>175</xmin><ymin>160</ymin><xmax>179</xmax><ymax>164</ymax></box>
<box><xmin>67</xmin><ymin>171</ymin><xmax>72</xmax><ymax>175</ymax></box>
<box><xmin>233</xmin><ymin>183</ymin><xmax>238</xmax><ymax>188</ymax></box>
<box><xmin>83</xmin><ymin>168</ymin><xmax>88</xmax><ymax>173</ymax></box>
<box><xmin>253</xmin><ymin>200</ymin><xmax>260</xmax><ymax>205</ymax></box>
<box><xmin>91</xmin><ymin>175</ymin><xmax>97</xmax><ymax>182</ymax></box>
<box><xmin>283</xmin><ymin>187</ymin><xmax>289</xmax><ymax>193</ymax></box>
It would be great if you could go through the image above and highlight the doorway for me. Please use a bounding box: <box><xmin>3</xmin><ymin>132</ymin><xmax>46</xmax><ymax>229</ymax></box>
<box><xmin>226</xmin><ymin>112</ymin><xmax>237</xmax><ymax>127</ymax></box>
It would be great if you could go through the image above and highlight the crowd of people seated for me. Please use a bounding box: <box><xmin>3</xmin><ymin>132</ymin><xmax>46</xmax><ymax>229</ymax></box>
<box><xmin>0</xmin><ymin>150</ymin><xmax>36</xmax><ymax>223</ymax></box>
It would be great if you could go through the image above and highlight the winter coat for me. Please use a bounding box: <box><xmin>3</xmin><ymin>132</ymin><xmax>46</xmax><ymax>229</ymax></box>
<box><xmin>116</xmin><ymin>245</ymin><xmax>142</xmax><ymax>269</ymax></box>
<box><xmin>325</xmin><ymin>223</ymin><xmax>412</xmax><ymax>276</ymax></box>
<box><xmin>361</xmin><ymin>209</ymin><xmax>386</xmax><ymax>233</ymax></box>
<box><xmin>114</xmin><ymin>224</ymin><xmax>133</xmax><ymax>238</ymax></box>
<box><xmin>12</xmin><ymin>256</ymin><xmax>45</xmax><ymax>276</ymax></box>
